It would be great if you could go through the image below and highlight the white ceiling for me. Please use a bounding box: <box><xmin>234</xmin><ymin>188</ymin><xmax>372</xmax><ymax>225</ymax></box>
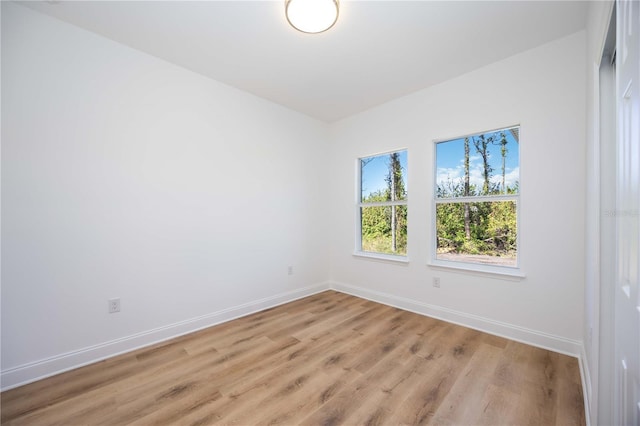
<box><xmin>20</xmin><ymin>1</ymin><xmax>589</xmax><ymax>122</ymax></box>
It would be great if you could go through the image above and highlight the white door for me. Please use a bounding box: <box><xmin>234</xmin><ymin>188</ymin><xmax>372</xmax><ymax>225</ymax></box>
<box><xmin>614</xmin><ymin>1</ymin><xmax>640</xmax><ymax>425</ymax></box>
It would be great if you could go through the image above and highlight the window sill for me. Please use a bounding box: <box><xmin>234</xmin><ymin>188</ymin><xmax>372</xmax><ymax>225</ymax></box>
<box><xmin>427</xmin><ymin>260</ymin><xmax>525</xmax><ymax>281</ymax></box>
<box><xmin>353</xmin><ymin>251</ymin><xmax>409</xmax><ymax>265</ymax></box>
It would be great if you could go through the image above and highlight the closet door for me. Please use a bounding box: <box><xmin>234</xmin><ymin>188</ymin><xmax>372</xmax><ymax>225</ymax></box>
<box><xmin>614</xmin><ymin>1</ymin><xmax>640</xmax><ymax>425</ymax></box>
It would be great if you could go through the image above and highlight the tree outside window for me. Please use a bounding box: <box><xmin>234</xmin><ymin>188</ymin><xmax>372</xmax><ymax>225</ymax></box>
<box><xmin>358</xmin><ymin>150</ymin><xmax>408</xmax><ymax>256</ymax></box>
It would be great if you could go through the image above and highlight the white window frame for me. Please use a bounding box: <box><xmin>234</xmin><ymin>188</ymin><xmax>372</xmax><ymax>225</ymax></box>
<box><xmin>429</xmin><ymin>126</ymin><xmax>524</xmax><ymax>279</ymax></box>
<box><xmin>355</xmin><ymin>149</ymin><xmax>409</xmax><ymax>263</ymax></box>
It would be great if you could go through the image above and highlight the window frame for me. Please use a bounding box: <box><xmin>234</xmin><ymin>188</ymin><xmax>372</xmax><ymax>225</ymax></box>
<box><xmin>355</xmin><ymin>148</ymin><xmax>409</xmax><ymax>262</ymax></box>
<box><xmin>429</xmin><ymin>126</ymin><xmax>524</xmax><ymax>278</ymax></box>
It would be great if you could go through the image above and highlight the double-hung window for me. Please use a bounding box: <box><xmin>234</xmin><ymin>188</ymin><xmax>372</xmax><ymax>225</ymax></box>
<box><xmin>357</xmin><ymin>150</ymin><xmax>408</xmax><ymax>258</ymax></box>
<box><xmin>434</xmin><ymin>126</ymin><xmax>520</xmax><ymax>271</ymax></box>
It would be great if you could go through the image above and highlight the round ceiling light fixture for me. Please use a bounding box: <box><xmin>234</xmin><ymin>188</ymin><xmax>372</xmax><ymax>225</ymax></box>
<box><xmin>285</xmin><ymin>0</ymin><xmax>339</xmax><ymax>34</ymax></box>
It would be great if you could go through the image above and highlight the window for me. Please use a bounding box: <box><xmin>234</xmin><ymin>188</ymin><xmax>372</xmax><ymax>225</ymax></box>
<box><xmin>358</xmin><ymin>150</ymin><xmax>408</xmax><ymax>258</ymax></box>
<box><xmin>434</xmin><ymin>126</ymin><xmax>519</xmax><ymax>269</ymax></box>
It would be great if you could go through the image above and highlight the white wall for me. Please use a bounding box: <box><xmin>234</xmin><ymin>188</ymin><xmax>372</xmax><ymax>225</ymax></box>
<box><xmin>328</xmin><ymin>32</ymin><xmax>587</xmax><ymax>354</ymax></box>
<box><xmin>1</xmin><ymin>2</ymin><xmax>330</xmax><ymax>388</ymax></box>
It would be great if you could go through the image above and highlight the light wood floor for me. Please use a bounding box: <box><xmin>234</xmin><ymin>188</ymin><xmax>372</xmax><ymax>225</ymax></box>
<box><xmin>1</xmin><ymin>291</ymin><xmax>585</xmax><ymax>425</ymax></box>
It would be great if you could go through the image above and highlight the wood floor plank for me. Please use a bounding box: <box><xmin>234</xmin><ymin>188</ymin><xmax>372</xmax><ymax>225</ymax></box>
<box><xmin>344</xmin><ymin>355</ymin><xmax>435</xmax><ymax>426</ymax></box>
<box><xmin>389</xmin><ymin>357</ymin><xmax>459</xmax><ymax>425</ymax></box>
<box><xmin>223</xmin><ymin>361</ymin><xmax>360</xmax><ymax>425</ymax></box>
<box><xmin>1</xmin><ymin>291</ymin><xmax>585</xmax><ymax>426</ymax></box>
<box><xmin>299</xmin><ymin>354</ymin><xmax>405</xmax><ymax>425</ymax></box>
<box><xmin>290</xmin><ymin>299</ymin><xmax>371</xmax><ymax>342</ymax></box>
<box><xmin>430</xmin><ymin>342</ymin><xmax>504</xmax><ymax>425</ymax></box>
<box><xmin>105</xmin><ymin>335</ymin><xmax>280</xmax><ymax>419</ymax></box>
<box><xmin>473</xmin><ymin>383</ymin><xmax>521</xmax><ymax>426</ymax></box>
<box><xmin>180</xmin><ymin>337</ymin><xmax>356</xmax><ymax>425</ymax></box>
<box><xmin>389</xmin><ymin>328</ymin><xmax>489</xmax><ymax>426</ymax></box>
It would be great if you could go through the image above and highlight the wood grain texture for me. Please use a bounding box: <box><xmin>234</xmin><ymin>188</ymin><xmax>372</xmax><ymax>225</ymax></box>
<box><xmin>1</xmin><ymin>291</ymin><xmax>585</xmax><ymax>425</ymax></box>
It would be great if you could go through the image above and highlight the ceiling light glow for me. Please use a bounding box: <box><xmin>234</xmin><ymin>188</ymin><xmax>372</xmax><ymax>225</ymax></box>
<box><xmin>285</xmin><ymin>0</ymin><xmax>339</xmax><ymax>34</ymax></box>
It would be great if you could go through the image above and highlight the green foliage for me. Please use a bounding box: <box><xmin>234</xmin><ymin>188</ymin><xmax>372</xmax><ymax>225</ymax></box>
<box><xmin>486</xmin><ymin>200</ymin><xmax>517</xmax><ymax>252</ymax></box>
<box><xmin>361</xmin><ymin>205</ymin><xmax>407</xmax><ymax>255</ymax></box>
<box><xmin>361</xmin><ymin>192</ymin><xmax>389</xmax><ymax>239</ymax></box>
<box><xmin>436</xmin><ymin>184</ymin><xmax>518</xmax><ymax>258</ymax></box>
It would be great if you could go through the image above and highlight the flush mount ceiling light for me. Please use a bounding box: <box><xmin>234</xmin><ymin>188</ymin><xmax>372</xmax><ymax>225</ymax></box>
<box><xmin>285</xmin><ymin>0</ymin><xmax>339</xmax><ymax>34</ymax></box>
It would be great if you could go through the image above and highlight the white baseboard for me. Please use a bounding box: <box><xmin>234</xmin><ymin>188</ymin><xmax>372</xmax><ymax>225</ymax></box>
<box><xmin>1</xmin><ymin>282</ymin><xmax>331</xmax><ymax>391</ymax></box>
<box><xmin>329</xmin><ymin>280</ymin><xmax>583</xmax><ymax>357</ymax></box>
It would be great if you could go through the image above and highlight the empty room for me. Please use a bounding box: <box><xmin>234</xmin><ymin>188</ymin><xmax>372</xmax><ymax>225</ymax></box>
<box><xmin>1</xmin><ymin>0</ymin><xmax>639</xmax><ymax>425</ymax></box>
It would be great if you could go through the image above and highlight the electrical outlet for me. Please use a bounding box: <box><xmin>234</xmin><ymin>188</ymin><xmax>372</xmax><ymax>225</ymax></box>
<box><xmin>433</xmin><ymin>277</ymin><xmax>441</xmax><ymax>288</ymax></box>
<box><xmin>108</xmin><ymin>298</ymin><xmax>121</xmax><ymax>313</ymax></box>
<box><xmin>288</xmin><ymin>266</ymin><xmax>293</xmax><ymax>275</ymax></box>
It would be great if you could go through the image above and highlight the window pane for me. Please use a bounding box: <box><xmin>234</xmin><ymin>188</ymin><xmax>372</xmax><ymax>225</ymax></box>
<box><xmin>436</xmin><ymin>201</ymin><xmax>516</xmax><ymax>266</ymax></box>
<box><xmin>361</xmin><ymin>205</ymin><xmax>407</xmax><ymax>255</ymax></box>
<box><xmin>436</xmin><ymin>127</ymin><xmax>519</xmax><ymax>198</ymax></box>
<box><xmin>361</xmin><ymin>151</ymin><xmax>407</xmax><ymax>202</ymax></box>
